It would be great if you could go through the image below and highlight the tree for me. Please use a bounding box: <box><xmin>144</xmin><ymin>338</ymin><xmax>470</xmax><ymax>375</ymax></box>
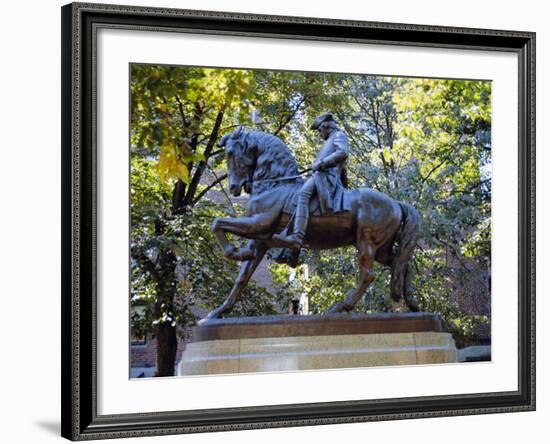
<box><xmin>130</xmin><ymin>66</ymin><xmax>258</xmax><ymax>376</ymax></box>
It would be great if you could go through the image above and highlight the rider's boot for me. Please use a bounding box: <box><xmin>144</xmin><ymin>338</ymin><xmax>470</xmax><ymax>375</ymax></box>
<box><xmin>273</xmin><ymin>203</ymin><xmax>308</xmax><ymax>249</ymax></box>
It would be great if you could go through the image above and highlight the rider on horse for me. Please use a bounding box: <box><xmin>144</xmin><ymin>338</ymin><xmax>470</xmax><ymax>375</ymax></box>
<box><xmin>273</xmin><ymin>112</ymin><xmax>350</xmax><ymax>249</ymax></box>
<box><xmin>208</xmin><ymin>122</ymin><xmax>421</xmax><ymax>318</ymax></box>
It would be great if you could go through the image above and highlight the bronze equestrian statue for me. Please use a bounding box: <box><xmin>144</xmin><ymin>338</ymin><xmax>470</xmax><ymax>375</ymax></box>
<box><xmin>206</xmin><ymin>114</ymin><xmax>422</xmax><ymax>320</ymax></box>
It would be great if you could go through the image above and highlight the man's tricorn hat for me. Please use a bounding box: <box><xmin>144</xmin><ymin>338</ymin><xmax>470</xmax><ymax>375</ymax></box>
<box><xmin>310</xmin><ymin>112</ymin><xmax>336</xmax><ymax>130</ymax></box>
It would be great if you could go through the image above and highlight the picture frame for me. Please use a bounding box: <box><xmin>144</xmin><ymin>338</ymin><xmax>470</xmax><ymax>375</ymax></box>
<box><xmin>61</xmin><ymin>2</ymin><xmax>535</xmax><ymax>440</ymax></box>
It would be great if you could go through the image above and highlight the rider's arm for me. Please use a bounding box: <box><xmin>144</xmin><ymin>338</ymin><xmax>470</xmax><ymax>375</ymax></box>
<box><xmin>320</xmin><ymin>132</ymin><xmax>349</xmax><ymax>168</ymax></box>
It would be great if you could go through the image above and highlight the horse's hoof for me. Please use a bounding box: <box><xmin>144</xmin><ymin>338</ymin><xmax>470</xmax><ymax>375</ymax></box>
<box><xmin>223</xmin><ymin>246</ymin><xmax>237</xmax><ymax>260</ymax></box>
<box><xmin>237</xmin><ymin>248</ymin><xmax>255</xmax><ymax>261</ymax></box>
<box><xmin>405</xmin><ymin>295</ymin><xmax>420</xmax><ymax>312</ymax></box>
<box><xmin>325</xmin><ymin>302</ymin><xmax>353</xmax><ymax>314</ymax></box>
<box><xmin>202</xmin><ymin>307</ymin><xmax>225</xmax><ymax>322</ymax></box>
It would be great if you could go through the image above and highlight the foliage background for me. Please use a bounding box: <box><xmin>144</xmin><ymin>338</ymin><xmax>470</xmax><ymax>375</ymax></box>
<box><xmin>130</xmin><ymin>64</ymin><xmax>491</xmax><ymax>375</ymax></box>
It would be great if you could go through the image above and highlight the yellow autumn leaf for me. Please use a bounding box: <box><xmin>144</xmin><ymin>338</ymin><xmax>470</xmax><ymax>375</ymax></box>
<box><xmin>157</xmin><ymin>145</ymin><xmax>190</xmax><ymax>184</ymax></box>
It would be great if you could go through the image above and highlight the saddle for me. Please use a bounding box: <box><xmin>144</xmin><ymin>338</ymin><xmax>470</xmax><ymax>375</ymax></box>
<box><xmin>274</xmin><ymin>188</ymin><xmax>353</xmax><ymax>268</ymax></box>
<box><xmin>281</xmin><ymin>186</ymin><xmax>353</xmax><ymax>217</ymax></box>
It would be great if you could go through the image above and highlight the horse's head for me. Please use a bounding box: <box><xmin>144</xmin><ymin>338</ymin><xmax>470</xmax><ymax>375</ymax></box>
<box><xmin>217</xmin><ymin>126</ymin><xmax>257</xmax><ymax>196</ymax></box>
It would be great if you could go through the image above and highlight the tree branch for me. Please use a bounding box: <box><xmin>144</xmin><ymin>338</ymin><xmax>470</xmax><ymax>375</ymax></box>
<box><xmin>207</xmin><ymin>148</ymin><xmax>225</xmax><ymax>159</ymax></box>
<box><xmin>192</xmin><ymin>173</ymin><xmax>228</xmax><ymax>205</ymax></box>
<box><xmin>175</xmin><ymin>95</ymin><xmax>189</xmax><ymax>133</ymax></box>
<box><xmin>449</xmin><ymin>178</ymin><xmax>491</xmax><ymax>196</ymax></box>
<box><xmin>273</xmin><ymin>95</ymin><xmax>307</xmax><ymax>136</ymax></box>
<box><xmin>421</xmin><ymin>159</ymin><xmax>448</xmax><ymax>184</ymax></box>
<box><xmin>183</xmin><ymin>107</ymin><xmax>225</xmax><ymax>206</ymax></box>
<box><xmin>207</xmin><ymin>166</ymin><xmax>238</xmax><ymax>217</ymax></box>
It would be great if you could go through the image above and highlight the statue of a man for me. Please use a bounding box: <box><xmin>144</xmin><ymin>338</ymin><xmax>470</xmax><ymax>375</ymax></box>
<box><xmin>274</xmin><ymin>112</ymin><xmax>350</xmax><ymax>248</ymax></box>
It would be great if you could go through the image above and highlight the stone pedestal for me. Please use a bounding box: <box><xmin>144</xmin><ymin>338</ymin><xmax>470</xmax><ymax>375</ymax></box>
<box><xmin>177</xmin><ymin>312</ymin><xmax>458</xmax><ymax>376</ymax></box>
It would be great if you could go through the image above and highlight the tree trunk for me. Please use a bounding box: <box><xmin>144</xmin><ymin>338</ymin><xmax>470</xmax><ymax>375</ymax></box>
<box><xmin>152</xmin><ymin>108</ymin><xmax>226</xmax><ymax>375</ymax></box>
<box><xmin>153</xmin><ymin>216</ymin><xmax>179</xmax><ymax>377</ymax></box>
<box><xmin>172</xmin><ymin>180</ymin><xmax>186</xmax><ymax>213</ymax></box>
<box><xmin>155</xmin><ymin>320</ymin><xmax>177</xmax><ymax>377</ymax></box>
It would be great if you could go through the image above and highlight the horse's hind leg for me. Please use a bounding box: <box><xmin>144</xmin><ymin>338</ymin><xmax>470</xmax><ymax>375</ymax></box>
<box><xmin>403</xmin><ymin>262</ymin><xmax>419</xmax><ymax>311</ymax></box>
<box><xmin>326</xmin><ymin>233</ymin><xmax>375</xmax><ymax>314</ymax></box>
<box><xmin>202</xmin><ymin>242</ymin><xmax>267</xmax><ymax>321</ymax></box>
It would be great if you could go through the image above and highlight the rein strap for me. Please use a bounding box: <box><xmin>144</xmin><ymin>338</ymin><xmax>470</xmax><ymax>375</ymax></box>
<box><xmin>254</xmin><ymin>168</ymin><xmax>312</xmax><ymax>184</ymax></box>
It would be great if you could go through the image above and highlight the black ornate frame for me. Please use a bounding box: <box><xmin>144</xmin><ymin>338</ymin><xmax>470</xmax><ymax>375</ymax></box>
<box><xmin>61</xmin><ymin>2</ymin><xmax>536</xmax><ymax>440</ymax></box>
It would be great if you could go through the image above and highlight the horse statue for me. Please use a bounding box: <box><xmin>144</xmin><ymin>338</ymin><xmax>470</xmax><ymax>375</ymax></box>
<box><xmin>205</xmin><ymin>126</ymin><xmax>422</xmax><ymax>320</ymax></box>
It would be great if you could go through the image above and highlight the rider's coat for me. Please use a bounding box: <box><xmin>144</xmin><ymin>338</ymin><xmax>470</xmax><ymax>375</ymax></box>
<box><xmin>313</xmin><ymin>129</ymin><xmax>351</xmax><ymax>214</ymax></box>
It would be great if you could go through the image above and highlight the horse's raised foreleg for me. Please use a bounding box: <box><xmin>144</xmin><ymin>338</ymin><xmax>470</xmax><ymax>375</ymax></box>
<box><xmin>212</xmin><ymin>224</ymin><xmax>255</xmax><ymax>261</ymax></box>
<box><xmin>202</xmin><ymin>242</ymin><xmax>268</xmax><ymax>320</ymax></box>
<box><xmin>326</xmin><ymin>230</ymin><xmax>376</xmax><ymax>313</ymax></box>
<box><xmin>212</xmin><ymin>209</ymin><xmax>280</xmax><ymax>261</ymax></box>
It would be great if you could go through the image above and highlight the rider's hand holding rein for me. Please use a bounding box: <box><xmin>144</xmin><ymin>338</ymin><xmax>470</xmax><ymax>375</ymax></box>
<box><xmin>318</xmin><ymin>149</ymin><xmax>349</xmax><ymax>170</ymax></box>
<box><xmin>312</xmin><ymin>159</ymin><xmax>325</xmax><ymax>172</ymax></box>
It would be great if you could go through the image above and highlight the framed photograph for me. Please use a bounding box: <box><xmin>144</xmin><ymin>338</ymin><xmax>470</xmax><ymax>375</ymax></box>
<box><xmin>61</xmin><ymin>2</ymin><xmax>535</xmax><ymax>440</ymax></box>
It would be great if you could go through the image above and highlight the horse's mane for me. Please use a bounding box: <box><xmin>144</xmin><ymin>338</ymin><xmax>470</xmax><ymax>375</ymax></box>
<box><xmin>244</xmin><ymin>131</ymin><xmax>299</xmax><ymax>182</ymax></box>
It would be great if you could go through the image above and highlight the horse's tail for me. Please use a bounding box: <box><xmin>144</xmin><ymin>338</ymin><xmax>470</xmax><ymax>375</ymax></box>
<box><xmin>390</xmin><ymin>202</ymin><xmax>421</xmax><ymax>307</ymax></box>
